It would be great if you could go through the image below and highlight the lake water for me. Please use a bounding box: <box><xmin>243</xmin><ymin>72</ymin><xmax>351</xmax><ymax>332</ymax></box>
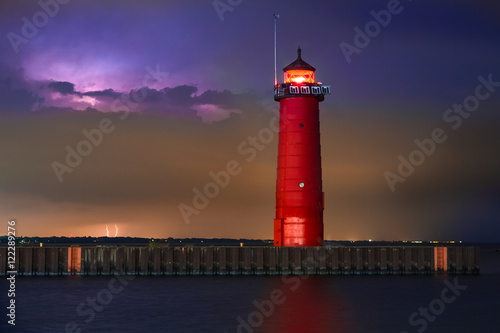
<box><xmin>1</xmin><ymin>246</ymin><xmax>499</xmax><ymax>333</ymax></box>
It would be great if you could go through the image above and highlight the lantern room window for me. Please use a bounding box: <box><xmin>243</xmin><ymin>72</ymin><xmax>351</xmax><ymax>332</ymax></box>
<box><xmin>284</xmin><ymin>70</ymin><xmax>315</xmax><ymax>84</ymax></box>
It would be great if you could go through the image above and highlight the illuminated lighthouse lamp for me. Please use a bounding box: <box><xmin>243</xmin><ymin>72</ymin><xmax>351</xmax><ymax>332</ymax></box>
<box><xmin>285</xmin><ymin>69</ymin><xmax>315</xmax><ymax>84</ymax></box>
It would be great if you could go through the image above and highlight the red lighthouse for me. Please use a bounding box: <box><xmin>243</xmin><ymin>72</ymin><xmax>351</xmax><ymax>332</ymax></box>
<box><xmin>273</xmin><ymin>47</ymin><xmax>330</xmax><ymax>247</ymax></box>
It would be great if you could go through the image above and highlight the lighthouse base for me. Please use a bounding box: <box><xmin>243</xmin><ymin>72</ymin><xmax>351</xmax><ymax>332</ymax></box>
<box><xmin>274</xmin><ymin>217</ymin><xmax>323</xmax><ymax>247</ymax></box>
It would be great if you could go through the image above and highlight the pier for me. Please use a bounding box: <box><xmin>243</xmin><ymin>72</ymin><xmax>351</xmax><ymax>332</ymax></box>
<box><xmin>0</xmin><ymin>246</ymin><xmax>479</xmax><ymax>276</ymax></box>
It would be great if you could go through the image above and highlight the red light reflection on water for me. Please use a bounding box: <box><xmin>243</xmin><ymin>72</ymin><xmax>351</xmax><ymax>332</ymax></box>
<box><xmin>239</xmin><ymin>275</ymin><xmax>353</xmax><ymax>333</ymax></box>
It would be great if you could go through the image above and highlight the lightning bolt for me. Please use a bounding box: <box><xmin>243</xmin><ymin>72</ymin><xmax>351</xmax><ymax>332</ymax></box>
<box><xmin>114</xmin><ymin>224</ymin><xmax>118</xmax><ymax>237</ymax></box>
<box><xmin>105</xmin><ymin>224</ymin><xmax>109</xmax><ymax>237</ymax></box>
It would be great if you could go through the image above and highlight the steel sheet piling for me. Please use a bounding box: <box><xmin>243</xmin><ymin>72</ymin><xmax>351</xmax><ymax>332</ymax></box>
<box><xmin>0</xmin><ymin>246</ymin><xmax>479</xmax><ymax>276</ymax></box>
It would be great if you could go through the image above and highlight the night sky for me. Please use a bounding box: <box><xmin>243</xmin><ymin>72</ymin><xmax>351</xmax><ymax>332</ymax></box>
<box><xmin>1</xmin><ymin>0</ymin><xmax>499</xmax><ymax>241</ymax></box>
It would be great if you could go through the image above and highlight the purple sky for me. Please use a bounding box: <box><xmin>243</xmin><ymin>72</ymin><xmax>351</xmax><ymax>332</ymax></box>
<box><xmin>1</xmin><ymin>0</ymin><xmax>499</xmax><ymax>241</ymax></box>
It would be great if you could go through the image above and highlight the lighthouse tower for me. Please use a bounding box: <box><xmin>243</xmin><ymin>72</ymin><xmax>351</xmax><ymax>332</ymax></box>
<box><xmin>273</xmin><ymin>47</ymin><xmax>330</xmax><ymax>247</ymax></box>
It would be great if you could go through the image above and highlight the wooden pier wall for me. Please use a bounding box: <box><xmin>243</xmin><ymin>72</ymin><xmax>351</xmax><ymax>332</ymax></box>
<box><xmin>0</xmin><ymin>246</ymin><xmax>479</xmax><ymax>276</ymax></box>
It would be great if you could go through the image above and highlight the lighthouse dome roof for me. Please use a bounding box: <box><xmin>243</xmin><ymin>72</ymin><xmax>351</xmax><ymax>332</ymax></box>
<box><xmin>283</xmin><ymin>47</ymin><xmax>316</xmax><ymax>72</ymax></box>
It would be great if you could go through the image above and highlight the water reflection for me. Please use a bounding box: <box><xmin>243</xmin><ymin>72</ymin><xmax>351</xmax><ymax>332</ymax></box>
<box><xmin>238</xmin><ymin>275</ymin><xmax>353</xmax><ymax>333</ymax></box>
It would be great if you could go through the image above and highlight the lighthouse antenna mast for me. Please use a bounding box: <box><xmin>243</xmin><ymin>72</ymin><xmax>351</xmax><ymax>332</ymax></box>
<box><xmin>273</xmin><ymin>13</ymin><xmax>279</xmax><ymax>87</ymax></box>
